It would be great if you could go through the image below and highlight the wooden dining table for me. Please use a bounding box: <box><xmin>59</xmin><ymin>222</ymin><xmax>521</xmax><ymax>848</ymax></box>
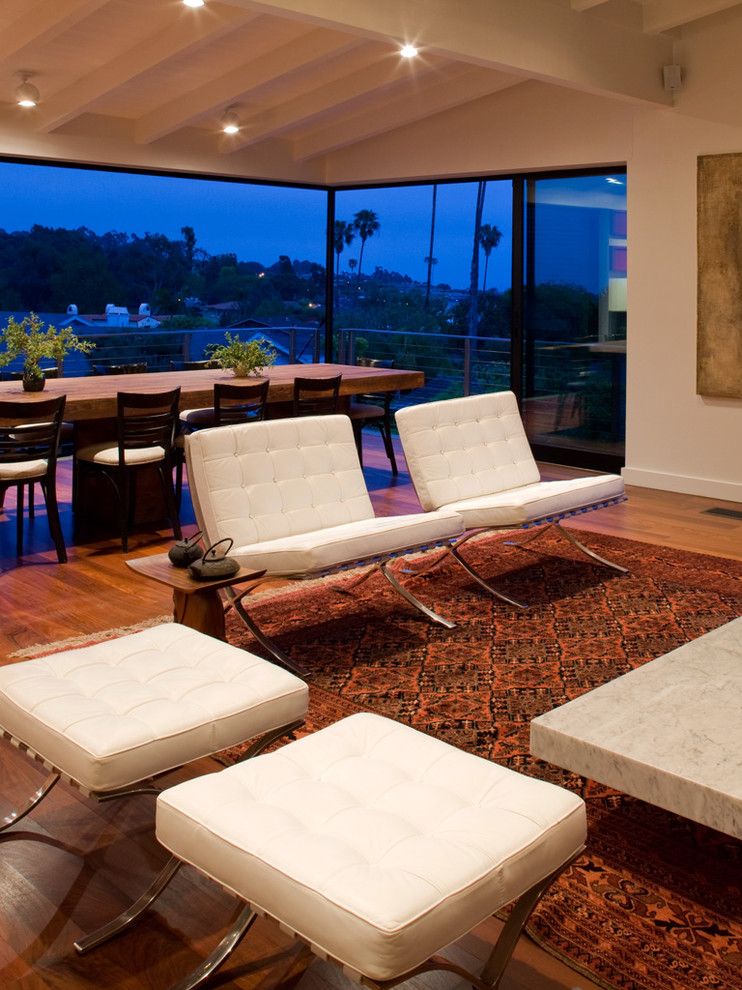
<box><xmin>0</xmin><ymin>362</ymin><xmax>424</xmax><ymax>421</ymax></box>
<box><xmin>0</xmin><ymin>363</ymin><xmax>424</xmax><ymax>535</ymax></box>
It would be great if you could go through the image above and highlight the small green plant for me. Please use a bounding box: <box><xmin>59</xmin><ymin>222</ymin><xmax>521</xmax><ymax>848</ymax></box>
<box><xmin>0</xmin><ymin>312</ymin><xmax>95</xmax><ymax>384</ymax></box>
<box><xmin>205</xmin><ymin>332</ymin><xmax>277</xmax><ymax>378</ymax></box>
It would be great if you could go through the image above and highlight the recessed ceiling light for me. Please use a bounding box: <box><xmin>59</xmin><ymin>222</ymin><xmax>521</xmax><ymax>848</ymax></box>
<box><xmin>183</xmin><ymin>0</ymin><xmax>205</xmax><ymax>8</ymax></box>
<box><xmin>400</xmin><ymin>44</ymin><xmax>419</xmax><ymax>59</ymax></box>
<box><xmin>221</xmin><ymin>106</ymin><xmax>240</xmax><ymax>135</ymax></box>
<box><xmin>15</xmin><ymin>73</ymin><xmax>40</xmax><ymax>108</ymax></box>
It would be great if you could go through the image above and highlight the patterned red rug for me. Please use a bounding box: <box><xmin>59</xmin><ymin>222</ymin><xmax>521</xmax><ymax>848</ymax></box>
<box><xmin>221</xmin><ymin>529</ymin><xmax>742</xmax><ymax>990</ymax></box>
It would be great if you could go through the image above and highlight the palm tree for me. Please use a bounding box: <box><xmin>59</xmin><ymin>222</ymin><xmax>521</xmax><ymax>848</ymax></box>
<box><xmin>348</xmin><ymin>258</ymin><xmax>357</xmax><ymax>275</ymax></box>
<box><xmin>478</xmin><ymin>222</ymin><xmax>502</xmax><ymax>293</ymax></box>
<box><xmin>333</xmin><ymin>220</ymin><xmax>355</xmax><ymax>277</ymax></box>
<box><xmin>468</xmin><ymin>181</ymin><xmax>487</xmax><ymax>336</ymax></box>
<box><xmin>425</xmin><ymin>184</ymin><xmax>438</xmax><ymax>308</ymax></box>
<box><xmin>353</xmin><ymin>209</ymin><xmax>380</xmax><ymax>281</ymax></box>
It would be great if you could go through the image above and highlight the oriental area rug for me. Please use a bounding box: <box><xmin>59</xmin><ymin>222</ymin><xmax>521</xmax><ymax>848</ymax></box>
<box><xmin>220</xmin><ymin>530</ymin><xmax>742</xmax><ymax>990</ymax></box>
<box><xmin>11</xmin><ymin>531</ymin><xmax>742</xmax><ymax>990</ymax></box>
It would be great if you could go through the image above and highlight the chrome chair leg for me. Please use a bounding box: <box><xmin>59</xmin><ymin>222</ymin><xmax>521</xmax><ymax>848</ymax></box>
<box><xmin>169</xmin><ymin>906</ymin><xmax>258</xmax><ymax>990</ymax></box>
<box><xmin>479</xmin><ymin>849</ymin><xmax>583</xmax><ymax>989</ymax></box>
<box><xmin>379</xmin><ymin>562</ymin><xmax>455</xmax><ymax>629</ymax></box>
<box><xmin>0</xmin><ymin>770</ymin><xmax>60</xmax><ymax>833</ymax></box>
<box><xmin>447</xmin><ymin>546</ymin><xmax>527</xmax><ymax>609</ymax></box>
<box><xmin>554</xmin><ymin>523</ymin><xmax>629</xmax><ymax>574</ymax></box>
<box><xmin>228</xmin><ymin>589</ymin><xmax>306</xmax><ymax>677</ymax></box>
<box><xmin>74</xmin><ymin>856</ymin><xmax>182</xmax><ymax>954</ymax></box>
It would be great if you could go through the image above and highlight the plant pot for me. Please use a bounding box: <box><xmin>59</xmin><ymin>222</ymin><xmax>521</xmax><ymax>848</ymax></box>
<box><xmin>22</xmin><ymin>371</ymin><xmax>45</xmax><ymax>392</ymax></box>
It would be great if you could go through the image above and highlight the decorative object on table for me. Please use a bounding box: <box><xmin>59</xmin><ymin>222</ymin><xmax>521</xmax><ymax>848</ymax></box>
<box><xmin>0</xmin><ymin>312</ymin><xmax>95</xmax><ymax>391</ymax></box>
<box><xmin>697</xmin><ymin>152</ymin><xmax>742</xmax><ymax>398</ymax></box>
<box><xmin>205</xmin><ymin>332</ymin><xmax>276</xmax><ymax>379</ymax></box>
<box><xmin>167</xmin><ymin>530</ymin><xmax>203</xmax><ymax>568</ymax></box>
<box><xmin>188</xmin><ymin>537</ymin><xmax>241</xmax><ymax>581</ymax></box>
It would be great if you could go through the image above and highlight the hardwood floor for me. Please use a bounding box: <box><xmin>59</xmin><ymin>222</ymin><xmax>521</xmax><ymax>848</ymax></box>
<box><xmin>0</xmin><ymin>437</ymin><xmax>740</xmax><ymax>990</ymax></box>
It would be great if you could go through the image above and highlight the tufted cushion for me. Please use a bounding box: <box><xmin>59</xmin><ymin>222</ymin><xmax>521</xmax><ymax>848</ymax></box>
<box><xmin>232</xmin><ymin>509</ymin><xmax>462</xmax><ymax>575</ymax></box>
<box><xmin>0</xmin><ymin>624</ymin><xmax>307</xmax><ymax>793</ymax></box>
<box><xmin>396</xmin><ymin>392</ymin><xmax>541</xmax><ymax>512</ymax></box>
<box><xmin>76</xmin><ymin>442</ymin><xmax>166</xmax><ymax>466</ymax></box>
<box><xmin>0</xmin><ymin>459</ymin><xmax>47</xmax><ymax>481</ymax></box>
<box><xmin>444</xmin><ymin>474</ymin><xmax>624</xmax><ymax>528</ymax></box>
<box><xmin>187</xmin><ymin>416</ymin><xmax>375</xmax><ymax>550</ymax></box>
<box><xmin>157</xmin><ymin>713</ymin><xmax>586</xmax><ymax>981</ymax></box>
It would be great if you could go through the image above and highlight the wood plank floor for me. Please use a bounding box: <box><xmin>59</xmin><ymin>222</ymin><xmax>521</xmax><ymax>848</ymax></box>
<box><xmin>0</xmin><ymin>436</ymin><xmax>740</xmax><ymax>990</ymax></box>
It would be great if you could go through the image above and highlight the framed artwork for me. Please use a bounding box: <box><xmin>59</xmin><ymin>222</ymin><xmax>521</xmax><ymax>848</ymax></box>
<box><xmin>697</xmin><ymin>153</ymin><xmax>742</xmax><ymax>398</ymax></box>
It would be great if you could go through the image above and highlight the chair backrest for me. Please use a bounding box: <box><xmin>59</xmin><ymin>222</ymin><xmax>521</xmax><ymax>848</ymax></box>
<box><xmin>10</xmin><ymin>367</ymin><xmax>59</xmax><ymax>380</ymax></box>
<box><xmin>214</xmin><ymin>380</ymin><xmax>269</xmax><ymax>426</ymax></box>
<box><xmin>116</xmin><ymin>389</ymin><xmax>181</xmax><ymax>456</ymax></box>
<box><xmin>292</xmin><ymin>374</ymin><xmax>341</xmax><ymax>416</ymax></box>
<box><xmin>395</xmin><ymin>392</ymin><xmax>540</xmax><ymax>511</ymax></box>
<box><xmin>354</xmin><ymin>359</ymin><xmax>395</xmax><ymax>405</ymax></box>
<box><xmin>0</xmin><ymin>395</ymin><xmax>66</xmax><ymax>470</ymax></box>
<box><xmin>171</xmin><ymin>359</ymin><xmax>221</xmax><ymax>371</ymax></box>
<box><xmin>186</xmin><ymin>415</ymin><xmax>373</xmax><ymax>549</ymax></box>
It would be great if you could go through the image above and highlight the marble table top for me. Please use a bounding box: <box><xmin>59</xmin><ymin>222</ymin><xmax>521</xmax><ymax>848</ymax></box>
<box><xmin>530</xmin><ymin>617</ymin><xmax>742</xmax><ymax>839</ymax></box>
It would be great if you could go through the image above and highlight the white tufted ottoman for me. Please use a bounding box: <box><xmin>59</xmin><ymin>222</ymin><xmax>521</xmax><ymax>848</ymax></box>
<box><xmin>146</xmin><ymin>713</ymin><xmax>586</xmax><ymax>990</ymax></box>
<box><xmin>0</xmin><ymin>623</ymin><xmax>307</xmax><ymax>804</ymax></box>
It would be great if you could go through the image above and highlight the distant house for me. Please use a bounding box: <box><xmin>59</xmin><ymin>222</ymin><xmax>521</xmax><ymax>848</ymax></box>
<box><xmin>63</xmin><ymin>303</ymin><xmax>161</xmax><ymax>330</ymax></box>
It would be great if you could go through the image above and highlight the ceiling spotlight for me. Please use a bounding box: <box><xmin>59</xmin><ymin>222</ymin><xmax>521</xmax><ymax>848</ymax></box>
<box><xmin>221</xmin><ymin>106</ymin><xmax>240</xmax><ymax>135</ymax></box>
<box><xmin>399</xmin><ymin>44</ymin><xmax>419</xmax><ymax>59</ymax></box>
<box><xmin>183</xmin><ymin>0</ymin><xmax>205</xmax><ymax>7</ymax></box>
<box><xmin>15</xmin><ymin>73</ymin><xmax>40</xmax><ymax>109</ymax></box>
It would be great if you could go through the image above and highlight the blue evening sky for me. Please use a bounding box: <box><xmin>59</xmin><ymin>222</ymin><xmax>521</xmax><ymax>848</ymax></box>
<box><xmin>0</xmin><ymin>162</ymin><xmax>625</xmax><ymax>293</ymax></box>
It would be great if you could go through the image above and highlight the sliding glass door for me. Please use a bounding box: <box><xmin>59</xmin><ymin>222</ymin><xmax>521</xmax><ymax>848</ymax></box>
<box><xmin>521</xmin><ymin>172</ymin><xmax>627</xmax><ymax>466</ymax></box>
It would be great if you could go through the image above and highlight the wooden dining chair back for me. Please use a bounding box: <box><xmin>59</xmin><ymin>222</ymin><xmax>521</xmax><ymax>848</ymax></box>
<box><xmin>75</xmin><ymin>389</ymin><xmax>181</xmax><ymax>552</ymax></box>
<box><xmin>292</xmin><ymin>374</ymin><xmax>342</xmax><ymax>416</ymax></box>
<box><xmin>93</xmin><ymin>362</ymin><xmax>148</xmax><ymax>376</ymax></box>
<box><xmin>215</xmin><ymin>380</ymin><xmax>270</xmax><ymax>425</ymax></box>
<box><xmin>0</xmin><ymin>395</ymin><xmax>67</xmax><ymax>563</ymax></box>
<box><xmin>349</xmin><ymin>359</ymin><xmax>398</xmax><ymax>474</ymax></box>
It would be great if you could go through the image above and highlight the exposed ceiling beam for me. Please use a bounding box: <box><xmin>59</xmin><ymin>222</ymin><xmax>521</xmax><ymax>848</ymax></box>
<box><xmin>218</xmin><ymin>0</ymin><xmax>674</xmax><ymax>105</ymax></box>
<box><xmin>36</xmin><ymin>6</ymin><xmax>256</xmax><ymax>133</ymax></box>
<box><xmin>570</xmin><ymin>1</ymin><xmax>610</xmax><ymax>10</ymax></box>
<box><xmin>0</xmin><ymin>0</ymin><xmax>109</xmax><ymax>64</ymax></box>
<box><xmin>135</xmin><ymin>27</ymin><xmax>364</xmax><ymax>144</ymax></box>
<box><xmin>642</xmin><ymin>0</ymin><xmax>742</xmax><ymax>33</ymax></box>
<box><xmin>292</xmin><ymin>66</ymin><xmax>521</xmax><ymax>161</ymax></box>
<box><xmin>222</xmin><ymin>49</ymin><xmax>443</xmax><ymax>153</ymax></box>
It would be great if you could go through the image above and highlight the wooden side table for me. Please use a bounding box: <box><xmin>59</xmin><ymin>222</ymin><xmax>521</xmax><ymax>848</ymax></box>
<box><xmin>126</xmin><ymin>553</ymin><xmax>265</xmax><ymax>640</ymax></box>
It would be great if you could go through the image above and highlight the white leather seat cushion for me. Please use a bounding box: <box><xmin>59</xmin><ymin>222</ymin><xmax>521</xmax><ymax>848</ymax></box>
<box><xmin>0</xmin><ymin>459</ymin><xmax>47</xmax><ymax>480</ymax></box>
<box><xmin>444</xmin><ymin>474</ymin><xmax>624</xmax><ymax>528</ymax></box>
<box><xmin>157</xmin><ymin>713</ymin><xmax>585</xmax><ymax>981</ymax></box>
<box><xmin>76</xmin><ymin>442</ymin><xmax>166</xmax><ymax>466</ymax></box>
<box><xmin>232</xmin><ymin>509</ymin><xmax>463</xmax><ymax>575</ymax></box>
<box><xmin>0</xmin><ymin>624</ymin><xmax>307</xmax><ymax>793</ymax></box>
<box><xmin>396</xmin><ymin>392</ymin><xmax>541</xmax><ymax>512</ymax></box>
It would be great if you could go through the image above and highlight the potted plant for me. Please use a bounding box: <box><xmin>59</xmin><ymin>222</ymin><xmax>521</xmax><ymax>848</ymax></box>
<box><xmin>0</xmin><ymin>312</ymin><xmax>95</xmax><ymax>391</ymax></box>
<box><xmin>205</xmin><ymin>332</ymin><xmax>277</xmax><ymax>378</ymax></box>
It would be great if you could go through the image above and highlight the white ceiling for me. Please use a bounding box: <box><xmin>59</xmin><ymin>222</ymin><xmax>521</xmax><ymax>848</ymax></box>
<box><xmin>0</xmin><ymin>0</ymin><xmax>740</xmax><ymax>181</ymax></box>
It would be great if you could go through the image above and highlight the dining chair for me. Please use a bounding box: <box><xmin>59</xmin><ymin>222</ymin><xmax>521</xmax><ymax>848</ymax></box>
<box><xmin>0</xmin><ymin>394</ymin><xmax>67</xmax><ymax>563</ymax></box>
<box><xmin>349</xmin><ymin>359</ymin><xmax>398</xmax><ymax>475</ymax></box>
<box><xmin>174</xmin><ymin>380</ymin><xmax>270</xmax><ymax>508</ymax></box>
<box><xmin>169</xmin><ymin>359</ymin><xmax>220</xmax><ymax>371</ymax></box>
<box><xmin>292</xmin><ymin>374</ymin><xmax>341</xmax><ymax>416</ymax></box>
<box><xmin>74</xmin><ymin>388</ymin><xmax>181</xmax><ymax>552</ymax></box>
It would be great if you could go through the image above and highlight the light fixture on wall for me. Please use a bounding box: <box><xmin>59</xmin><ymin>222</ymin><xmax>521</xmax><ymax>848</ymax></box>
<box><xmin>399</xmin><ymin>43</ymin><xmax>419</xmax><ymax>58</ymax></box>
<box><xmin>15</xmin><ymin>73</ymin><xmax>40</xmax><ymax>108</ymax></box>
<box><xmin>221</xmin><ymin>106</ymin><xmax>241</xmax><ymax>135</ymax></box>
<box><xmin>182</xmin><ymin>0</ymin><xmax>205</xmax><ymax>8</ymax></box>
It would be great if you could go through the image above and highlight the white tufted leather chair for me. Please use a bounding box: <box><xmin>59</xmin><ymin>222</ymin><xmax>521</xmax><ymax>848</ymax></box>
<box><xmin>186</xmin><ymin>415</ymin><xmax>464</xmax><ymax>669</ymax></box>
<box><xmin>396</xmin><ymin>391</ymin><xmax>627</xmax><ymax>605</ymax></box>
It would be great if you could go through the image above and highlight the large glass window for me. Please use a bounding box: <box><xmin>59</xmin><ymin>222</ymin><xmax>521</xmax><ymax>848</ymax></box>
<box><xmin>521</xmin><ymin>173</ymin><xmax>627</xmax><ymax>462</ymax></box>
<box><xmin>0</xmin><ymin>161</ymin><xmax>327</xmax><ymax>374</ymax></box>
<box><xmin>333</xmin><ymin>180</ymin><xmax>513</xmax><ymax>406</ymax></box>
